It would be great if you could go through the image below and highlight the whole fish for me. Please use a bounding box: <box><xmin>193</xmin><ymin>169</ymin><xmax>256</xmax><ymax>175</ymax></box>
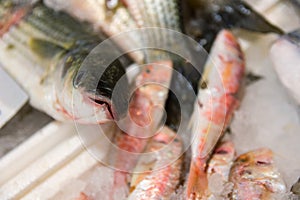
<box><xmin>229</xmin><ymin>148</ymin><xmax>286</xmax><ymax>200</ymax></box>
<box><xmin>107</xmin><ymin>61</ymin><xmax>173</xmax><ymax>198</ymax></box>
<box><xmin>128</xmin><ymin>126</ymin><xmax>183</xmax><ymax>200</ymax></box>
<box><xmin>0</xmin><ymin>1</ymin><xmax>129</xmax><ymax>123</ymax></box>
<box><xmin>186</xmin><ymin>30</ymin><xmax>245</xmax><ymax>199</ymax></box>
<box><xmin>270</xmin><ymin>29</ymin><xmax>300</xmax><ymax>105</ymax></box>
<box><xmin>183</xmin><ymin>0</ymin><xmax>284</xmax><ymax>51</ymax></box>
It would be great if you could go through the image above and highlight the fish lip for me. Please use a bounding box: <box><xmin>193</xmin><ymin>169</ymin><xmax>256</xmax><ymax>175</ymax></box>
<box><xmin>87</xmin><ymin>94</ymin><xmax>116</xmax><ymax>120</ymax></box>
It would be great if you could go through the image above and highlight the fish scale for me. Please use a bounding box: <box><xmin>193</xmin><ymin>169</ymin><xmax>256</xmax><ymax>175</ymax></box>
<box><xmin>2</xmin><ymin>29</ymin><xmax>53</xmax><ymax>69</ymax></box>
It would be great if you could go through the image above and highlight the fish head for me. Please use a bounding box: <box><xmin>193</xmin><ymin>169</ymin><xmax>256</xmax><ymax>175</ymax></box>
<box><xmin>59</xmin><ymin>49</ymin><xmax>129</xmax><ymax>122</ymax></box>
<box><xmin>233</xmin><ymin>148</ymin><xmax>274</xmax><ymax>180</ymax></box>
<box><xmin>210</xmin><ymin>141</ymin><xmax>235</xmax><ymax>165</ymax></box>
<box><xmin>230</xmin><ymin>148</ymin><xmax>286</xmax><ymax>197</ymax></box>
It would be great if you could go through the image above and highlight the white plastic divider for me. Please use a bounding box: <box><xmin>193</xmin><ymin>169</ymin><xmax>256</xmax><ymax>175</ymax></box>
<box><xmin>0</xmin><ymin>122</ymin><xmax>75</xmax><ymax>186</ymax></box>
<box><xmin>20</xmin><ymin>123</ymin><xmax>116</xmax><ymax>200</ymax></box>
<box><xmin>0</xmin><ymin>135</ymin><xmax>83</xmax><ymax>200</ymax></box>
<box><xmin>21</xmin><ymin>151</ymin><xmax>99</xmax><ymax>200</ymax></box>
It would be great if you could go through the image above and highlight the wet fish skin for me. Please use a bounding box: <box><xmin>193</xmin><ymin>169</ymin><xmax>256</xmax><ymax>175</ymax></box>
<box><xmin>0</xmin><ymin>1</ymin><xmax>129</xmax><ymax>123</ymax></box>
<box><xmin>184</xmin><ymin>0</ymin><xmax>283</xmax><ymax>51</ymax></box>
<box><xmin>186</xmin><ymin>30</ymin><xmax>245</xmax><ymax>199</ymax></box>
<box><xmin>128</xmin><ymin>126</ymin><xmax>183</xmax><ymax>200</ymax></box>
<box><xmin>207</xmin><ymin>141</ymin><xmax>235</xmax><ymax>181</ymax></box>
<box><xmin>108</xmin><ymin>61</ymin><xmax>173</xmax><ymax>198</ymax></box>
<box><xmin>229</xmin><ymin>148</ymin><xmax>286</xmax><ymax>200</ymax></box>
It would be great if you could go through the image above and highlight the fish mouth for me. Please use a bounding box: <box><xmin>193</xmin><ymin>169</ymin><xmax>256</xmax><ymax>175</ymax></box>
<box><xmin>87</xmin><ymin>94</ymin><xmax>116</xmax><ymax>120</ymax></box>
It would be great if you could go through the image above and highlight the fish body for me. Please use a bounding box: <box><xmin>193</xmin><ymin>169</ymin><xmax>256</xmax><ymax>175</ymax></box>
<box><xmin>44</xmin><ymin>0</ymin><xmax>144</xmax><ymax>63</ymax></box>
<box><xmin>186</xmin><ymin>30</ymin><xmax>245</xmax><ymax>199</ymax></box>
<box><xmin>108</xmin><ymin>61</ymin><xmax>173</xmax><ymax>198</ymax></box>
<box><xmin>128</xmin><ymin>126</ymin><xmax>183</xmax><ymax>200</ymax></box>
<box><xmin>270</xmin><ymin>29</ymin><xmax>300</xmax><ymax>105</ymax></box>
<box><xmin>0</xmin><ymin>1</ymin><xmax>129</xmax><ymax>123</ymax></box>
<box><xmin>229</xmin><ymin>148</ymin><xmax>286</xmax><ymax>200</ymax></box>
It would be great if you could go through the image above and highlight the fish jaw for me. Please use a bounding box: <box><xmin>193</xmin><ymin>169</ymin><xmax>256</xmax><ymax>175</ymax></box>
<box><xmin>186</xmin><ymin>30</ymin><xmax>244</xmax><ymax>199</ymax></box>
<box><xmin>270</xmin><ymin>31</ymin><xmax>300</xmax><ymax>105</ymax></box>
<box><xmin>229</xmin><ymin>148</ymin><xmax>287</xmax><ymax>199</ymax></box>
<box><xmin>72</xmin><ymin>53</ymin><xmax>129</xmax><ymax>121</ymax></box>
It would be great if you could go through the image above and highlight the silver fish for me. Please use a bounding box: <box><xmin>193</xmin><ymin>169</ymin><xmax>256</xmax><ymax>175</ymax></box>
<box><xmin>0</xmin><ymin>1</ymin><xmax>129</xmax><ymax>123</ymax></box>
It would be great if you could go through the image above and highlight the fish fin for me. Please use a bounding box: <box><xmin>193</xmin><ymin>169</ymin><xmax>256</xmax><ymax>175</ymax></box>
<box><xmin>186</xmin><ymin>160</ymin><xmax>209</xmax><ymax>199</ymax></box>
<box><xmin>218</xmin><ymin>0</ymin><xmax>284</xmax><ymax>34</ymax></box>
<box><xmin>28</xmin><ymin>38</ymin><xmax>64</xmax><ymax>59</ymax></box>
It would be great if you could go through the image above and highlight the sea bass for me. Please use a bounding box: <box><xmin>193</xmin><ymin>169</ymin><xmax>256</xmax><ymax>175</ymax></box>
<box><xmin>0</xmin><ymin>1</ymin><xmax>129</xmax><ymax>123</ymax></box>
<box><xmin>229</xmin><ymin>148</ymin><xmax>286</xmax><ymax>200</ymax></box>
<box><xmin>270</xmin><ymin>29</ymin><xmax>300</xmax><ymax>105</ymax></box>
<box><xmin>186</xmin><ymin>30</ymin><xmax>245</xmax><ymax>199</ymax></box>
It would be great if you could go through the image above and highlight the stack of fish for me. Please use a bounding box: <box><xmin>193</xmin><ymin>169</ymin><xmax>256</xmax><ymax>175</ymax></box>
<box><xmin>0</xmin><ymin>0</ymin><xmax>300</xmax><ymax>199</ymax></box>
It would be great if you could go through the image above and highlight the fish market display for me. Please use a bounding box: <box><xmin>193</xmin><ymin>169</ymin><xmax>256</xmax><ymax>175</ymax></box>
<box><xmin>0</xmin><ymin>0</ymin><xmax>129</xmax><ymax>123</ymax></box>
<box><xmin>186</xmin><ymin>30</ymin><xmax>244</xmax><ymax>199</ymax></box>
<box><xmin>270</xmin><ymin>29</ymin><xmax>300</xmax><ymax>105</ymax></box>
<box><xmin>1</xmin><ymin>0</ymin><xmax>300</xmax><ymax>200</ymax></box>
<box><xmin>229</xmin><ymin>148</ymin><xmax>286</xmax><ymax>199</ymax></box>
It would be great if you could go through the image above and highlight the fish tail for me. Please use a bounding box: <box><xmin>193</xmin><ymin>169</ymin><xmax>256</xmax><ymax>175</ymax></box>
<box><xmin>225</xmin><ymin>0</ymin><xmax>284</xmax><ymax>34</ymax></box>
<box><xmin>186</xmin><ymin>159</ymin><xmax>208</xmax><ymax>199</ymax></box>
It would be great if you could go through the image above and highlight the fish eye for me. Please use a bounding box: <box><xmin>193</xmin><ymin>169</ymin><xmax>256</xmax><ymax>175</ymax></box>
<box><xmin>256</xmin><ymin>160</ymin><xmax>271</xmax><ymax>166</ymax></box>
<box><xmin>215</xmin><ymin>149</ymin><xmax>228</xmax><ymax>155</ymax></box>
<box><xmin>238</xmin><ymin>156</ymin><xmax>248</xmax><ymax>163</ymax></box>
<box><xmin>200</xmin><ymin>81</ymin><xmax>208</xmax><ymax>89</ymax></box>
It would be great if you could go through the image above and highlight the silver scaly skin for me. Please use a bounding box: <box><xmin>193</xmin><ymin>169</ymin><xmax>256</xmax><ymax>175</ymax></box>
<box><xmin>0</xmin><ymin>1</ymin><xmax>129</xmax><ymax>123</ymax></box>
